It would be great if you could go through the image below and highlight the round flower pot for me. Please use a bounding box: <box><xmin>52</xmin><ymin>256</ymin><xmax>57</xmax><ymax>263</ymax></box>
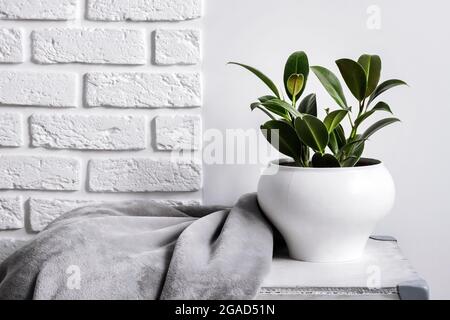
<box><xmin>257</xmin><ymin>158</ymin><xmax>395</xmax><ymax>263</ymax></box>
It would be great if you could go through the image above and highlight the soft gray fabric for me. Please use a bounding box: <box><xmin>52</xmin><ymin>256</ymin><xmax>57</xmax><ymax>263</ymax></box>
<box><xmin>0</xmin><ymin>193</ymin><xmax>273</xmax><ymax>300</ymax></box>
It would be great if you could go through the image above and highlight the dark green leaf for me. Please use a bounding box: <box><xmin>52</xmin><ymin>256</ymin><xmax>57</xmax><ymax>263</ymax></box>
<box><xmin>228</xmin><ymin>62</ymin><xmax>280</xmax><ymax>98</ymax></box>
<box><xmin>294</xmin><ymin>115</ymin><xmax>329</xmax><ymax>153</ymax></box>
<box><xmin>361</xmin><ymin>117</ymin><xmax>401</xmax><ymax>140</ymax></box>
<box><xmin>323</xmin><ymin>109</ymin><xmax>349</xmax><ymax>133</ymax></box>
<box><xmin>298</xmin><ymin>93</ymin><xmax>317</xmax><ymax>116</ymax></box>
<box><xmin>328</xmin><ymin>131</ymin><xmax>339</xmax><ymax>155</ymax></box>
<box><xmin>336</xmin><ymin>58</ymin><xmax>367</xmax><ymax>102</ymax></box>
<box><xmin>372</xmin><ymin>101</ymin><xmax>393</xmax><ymax>114</ymax></box>
<box><xmin>284</xmin><ymin>51</ymin><xmax>309</xmax><ymax>101</ymax></box>
<box><xmin>261</xmin><ymin>99</ymin><xmax>301</xmax><ymax>118</ymax></box>
<box><xmin>342</xmin><ymin>141</ymin><xmax>365</xmax><ymax>167</ymax></box>
<box><xmin>358</xmin><ymin>54</ymin><xmax>382</xmax><ymax>97</ymax></box>
<box><xmin>311</xmin><ymin>66</ymin><xmax>347</xmax><ymax>108</ymax></box>
<box><xmin>368</xmin><ymin>79</ymin><xmax>408</xmax><ymax>105</ymax></box>
<box><xmin>312</xmin><ymin>153</ymin><xmax>341</xmax><ymax>168</ymax></box>
<box><xmin>261</xmin><ymin>120</ymin><xmax>303</xmax><ymax>162</ymax></box>
<box><xmin>334</xmin><ymin>125</ymin><xmax>347</xmax><ymax>149</ymax></box>
<box><xmin>250</xmin><ymin>103</ymin><xmax>276</xmax><ymax>120</ymax></box>
<box><xmin>258</xmin><ymin>95</ymin><xmax>277</xmax><ymax>103</ymax></box>
<box><xmin>287</xmin><ymin>74</ymin><xmax>304</xmax><ymax>97</ymax></box>
<box><xmin>252</xmin><ymin>101</ymin><xmax>288</xmax><ymax>118</ymax></box>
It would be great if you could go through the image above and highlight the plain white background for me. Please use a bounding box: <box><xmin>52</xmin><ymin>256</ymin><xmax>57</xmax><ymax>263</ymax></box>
<box><xmin>202</xmin><ymin>0</ymin><xmax>450</xmax><ymax>299</ymax></box>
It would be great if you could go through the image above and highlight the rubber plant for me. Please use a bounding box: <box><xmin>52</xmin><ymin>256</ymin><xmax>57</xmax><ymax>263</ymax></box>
<box><xmin>229</xmin><ymin>52</ymin><xmax>407</xmax><ymax>167</ymax></box>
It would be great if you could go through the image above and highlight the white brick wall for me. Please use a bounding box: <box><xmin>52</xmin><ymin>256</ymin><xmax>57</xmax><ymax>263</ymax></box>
<box><xmin>0</xmin><ymin>0</ymin><xmax>203</xmax><ymax>251</ymax></box>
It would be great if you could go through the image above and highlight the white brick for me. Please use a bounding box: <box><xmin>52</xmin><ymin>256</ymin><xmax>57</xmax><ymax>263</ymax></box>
<box><xmin>32</xmin><ymin>28</ymin><xmax>146</xmax><ymax>65</ymax></box>
<box><xmin>0</xmin><ymin>238</ymin><xmax>27</xmax><ymax>263</ymax></box>
<box><xmin>0</xmin><ymin>197</ymin><xmax>23</xmax><ymax>230</ymax></box>
<box><xmin>0</xmin><ymin>28</ymin><xmax>23</xmax><ymax>63</ymax></box>
<box><xmin>0</xmin><ymin>72</ymin><xmax>77</xmax><ymax>107</ymax></box>
<box><xmin>0</xmin><ymin>113</ymin><xmax>22</xmax><ymax>147</ymax></box>
<box><xmin>29</xmin><ymin>198</ymin><xmax>201</xmax><ymax>232</ymax></box>
<box><xmin>155</xmin><ymin>29</ymin><xmax>201</xmax><ymax>65</ymax></box>
<box><xmin>0</xmin><ymin>0</ymin><xmax>76</xmax><ymax>20</ymax></box>
<box><xmin>29</xmin><ymin>198</ymin><xmax>92</xmax><ymax>232</ymax></box>
<box><xmin>155</xmin><ymin>115</ymin><xmax>201</xmax><ymax>150</ymax></box>
<box><xmin>85</xmin><ymin>73</ymin><xmax>201</xmax><ymax>108</ymax></box>
<box><xmin>30</xmin><ymin>114</ymin><xmax>146</xmax><ymax>151</ymax></box>
<box><xmin>0</xmin><ymin>156</ymin><xmax>80</xmax><ymax>191</ymax></box>
<box><xmin>88</xmin><ymin>158</ymin><xmax>202</xmax><ymax>192</ymax></box>
<box><xmin>87</xmin><ymin>0</ymin><xmax>201</xmax><ymax>21</ymax></box>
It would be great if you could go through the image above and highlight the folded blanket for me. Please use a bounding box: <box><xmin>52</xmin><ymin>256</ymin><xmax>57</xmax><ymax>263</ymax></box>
<box><xmin>0</xmin><ymin>193</ymin><xmax>273</xmax><ymax>300</ymax></box>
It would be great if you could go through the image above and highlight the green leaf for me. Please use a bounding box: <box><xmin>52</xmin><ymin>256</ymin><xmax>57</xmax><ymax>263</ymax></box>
<box><xmin>372</xmin><ymin>101</ymin><xmax>393</xmax><ymax>114</ymax></box>
<box><xmin>311</xmin><ymin>66</ymin><xmax>348</xmax><ymax>108</ymax></box>
<box><xmin>250</xmin><ymin>103</ymin><xmax>276</xmax><ymax>120</ymax></box>
<box><xmin>261</xmin><ymin>120</ymin><xmax>303</xmax><ymax>162</ymax></box>
<box><xmin>312</xmin><ymin>153</ymin><xmax>341</xmax><ymax>168</ymax></box>
<box><xmin>261</xmin><ymin>99</ymin><xmax>301</xmax><ymax>118</ymax></box>
<box><xmin>323</xmin><ymin>109</ymin><xmax>349</xmax><ymax>133</ymax></box>
<box><xmin>334</xmin><ymin>125</ymin><xmax>347</xmax><ymax>149</ymax></box>
<box><xmin>361</xmin><ymin>117</ymin><xmax>401</xmax><ymax>140</ymax></box>
<box><xmin>342</xmin><ymin>141</ymin><xmax>365</xmax><ymax>167</ymax></box>
<box><xmin>298</xmin><ymin>93</ymin><xmax>317</xmax><ymax>116</ymax></box>
<box><xmin>336</xmin><ymin>58</ymin><xmax>367</xmax><ymax>102</ymax></box>
<box><xmin>358</xmin><ymin>54</ymin><xmax>382</xmax><ymax>97</ymax></box>
<box><xmin>368</xmin><ymin>79</ymin><xmax>408</xmax><ymax>105</ymax></box>
<box><xmin>228</xmin><ymin>62</ymin><xmax>280</xmax><ymax>98</ymax></box>
<box><xmin>284</xmin><ymin>51</ymin><xmax>309</xmax><ymax>101</ymax></box>
<box><xmin>258</xmin><ymin>95</ymin><xmax>277</xmax><ymax>103</ymax></box>
<box><xmin>287</xmin><ymin>74</ymin><xmax>304</xmax><ymax>97</ymax></box>
<box><xmin>294</xmin><ymin>115</ymin><xmax>329</xmax><ymax>153</ymax></box>
<box><xmin>328</xmin><ymin>131</ymin><xmax>339</xmax><ymax>155</ymax></box>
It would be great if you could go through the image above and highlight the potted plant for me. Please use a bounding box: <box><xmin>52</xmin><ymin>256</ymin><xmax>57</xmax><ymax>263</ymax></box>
<box><xmin>229</xmin><ymin>52</ymin><xmax>407</xmax><ymax>262</ymax></box>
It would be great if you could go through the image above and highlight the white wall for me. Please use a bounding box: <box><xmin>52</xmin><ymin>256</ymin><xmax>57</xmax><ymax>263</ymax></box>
<box><xmin>203</xmin><ymin>0</ymin><xmax>450</xmax><ymax>299</ymax></box>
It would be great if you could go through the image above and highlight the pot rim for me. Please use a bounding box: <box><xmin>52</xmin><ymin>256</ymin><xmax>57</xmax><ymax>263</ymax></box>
<box><xmin>270</xmin><ymin>157</ymin><xmax>385</xmax><ymax>171</ymax></box>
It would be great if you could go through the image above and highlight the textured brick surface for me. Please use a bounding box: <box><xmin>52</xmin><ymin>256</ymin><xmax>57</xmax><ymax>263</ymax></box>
<box><xmin>0</xmin><ymin>238</ymin><xmax>28</xmax><ymax>263</ymax></box>
<box><xmin>155</xmin><ymin>115</ymin><xmax>201</xmax><ymax>150</ymax></box>
<box><xmin>0</xmin><ymin>113</ymin><xmax>22</xmax><ymax>147</ymax></box>
<box><xmin>0</xmin><ymin>28</ymin><xmax>23</xmax><ymax>63</ymax></box>
<box><xmin>0</xmin><ymin>197</ymin><xmax>23</xmax><ymax>230</ymax></box>
<box><xmin>0</xmin><ymin>0</ymin><xmax>77</xmax><ymax>20</ymax></box>
<box><xmin>88</xmin><ymin>158</ymin><xmax>202</xmax><ymax>192</ymax></box>
<box><xmin>29</xmin><ymin>198</ymin><xmax>201</xmax><ymax>232</ymax></box>
<box><xmin>155</xmin><ymin>29</ymin><xmax>201</xmax><ymax>65</ymax></box>
<box><xmin>85</xmin><ymin>73</ymin><xmax>201</xmax><ymax>108</ymax></box>
<box><xmin>87</xmin><ymin>0</ymin><xmax>202</xmax><ymax>21</ymax></box>
<box><xmin>30</xmin><ymin>114</ymin><xmax>146</xmax><ymax>150</ymax></box>
<box><xmin>0</xmin><ymin>156</ymin><xmax>80</xmax><ymax>191</ymax></box>
<box><xmin>0</xmin><ymin>72</ymin><xmax>77</xmax><ymax>107</ymax></box>
<box><xmin>32</xmin><ymin>28</ymin><xmax>146</xmax><ymax>65</ymax></box>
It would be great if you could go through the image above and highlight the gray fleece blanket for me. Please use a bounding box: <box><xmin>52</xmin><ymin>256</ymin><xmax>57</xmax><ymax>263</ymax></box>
<box><xmin>0</xmin><ymin>194</ymin><xmax>273</xmax><ymax>300</ymax></box>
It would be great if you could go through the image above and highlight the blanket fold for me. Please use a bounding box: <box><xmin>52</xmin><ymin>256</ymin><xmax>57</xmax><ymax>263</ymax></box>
<box><xmin>0</xmin><ymin>193</ymin><xmax>273</xmax><ymax>300</ymax></box>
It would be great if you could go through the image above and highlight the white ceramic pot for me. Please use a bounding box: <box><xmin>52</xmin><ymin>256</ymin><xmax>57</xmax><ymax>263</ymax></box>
<box><xmin>257</xmin><ymin>158</ymin><xmax>395</xmax><ymax>263</ymax></box>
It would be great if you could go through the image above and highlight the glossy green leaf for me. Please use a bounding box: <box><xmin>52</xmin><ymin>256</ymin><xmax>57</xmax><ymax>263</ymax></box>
<box><xmin>261</xmin><ymin>99</ymin><xmax>301</xmax><ymax>118</ymax></box>
<box><xmin>368</xmin><ymin>79</ymin><xmax>408</xmax><ymax>105</ymax></box>
<box><xmin>336</xmin><ymin>58</ymin><xmax>367</xmax><ymax>102</ymax></box>
<box><xmin>312</xmin><ymin>153</ymin><xmax>341</xmax><ymax>168</ymax></box>
<box><xmin>250</xmin><ymin>103</ymin><xmax>276</xmax><ymax>120</ymax></box>
<box><xmin>358</xmin><ymin>54</ymin><xmax>382</xmax><ymax>97</ymax></box>
<box><xmin>328</xmin><ymin>131</ymin><xmax>339</xmax><ymax>155</ymax></box>
<box><xmin>311</xmin><ymin>66</ymin><xmax>347</xmax><ymax>108</ymax></box>
<box><xmin>298</xmin><ymin>93</ymin><xmax>317</xmax><ymax>116</ymax></box>
<box><xmin>361</xmin><ymin>117</ymin><xmax>401</xmax><ymax>140</ymax></box>
<box><xmin>228</xmin><ymin>62</ymin><xmax>280</xmax><ymax>98</ymax></box>
<box><xmin>294</xmin><ymin>115</ymin><xmax>329</xmax><ymax>153</ymax></box>
<box><xmin>334</xmin><ymin>125</ymin><xmax>347</xmax><ymax>149</ymax></box>
<box><xmin>258</xmin><ymin>95</ymin><xmax>277</xmax><ymax>103</ymax></box>
<box><xmin>372</xmin><ymin>101</ymin><xmax>393</xmax><ymax>114</ymax></box>
<box><xmin>284</xmin><ymin>51</ymin><xmax>309</xmax><ymax>101</ymax></box>
<box><xmin>252</xmin><ymin>101</ymin><xmax>288</xmax><ymax>119</ymax></box>
<box><xmin>287</xmin><ymin>74</ymin><xmax>304</xmax><ymax>97</ymax></box>
<box><xmin>323</xmin><ymin>109</ymin><xmax>349</xmax><ymax>133</ymax></box>
<box><xmin>261</xmin><ymin>120</ymin><xmax>303</xmax><ymax>162</ymax></box>
<box><xmin>342</xmin><ymin>141</ymin><xmax>365</xmax><ymax>167</ymax></box>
